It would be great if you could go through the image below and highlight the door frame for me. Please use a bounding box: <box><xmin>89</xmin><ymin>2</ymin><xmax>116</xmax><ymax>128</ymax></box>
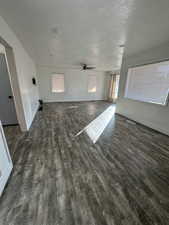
<box><xmin>0</xmin><ymin>37</ymin><xmax>27</xmax><ymax>131</ymax></box>
<box><xmin>0</xmin><ymin>120</ymin><xmax>13</xmax><ymax>197</ymax></box>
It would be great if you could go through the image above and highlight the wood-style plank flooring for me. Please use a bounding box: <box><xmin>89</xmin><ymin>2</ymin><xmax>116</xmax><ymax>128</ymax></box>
<box><xmin>1</xmin><ymin>101</ymin><xmax>169</xmax><ymax>225</ymax></box>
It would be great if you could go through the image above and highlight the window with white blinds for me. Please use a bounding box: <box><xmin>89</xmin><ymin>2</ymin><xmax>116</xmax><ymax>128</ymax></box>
<box><xmin>125</xmin><ymin>61</ymin><xmax>169</xmax><ymax>105</ymax></box>
<box><xmin>52</xmin><ymin>74</ymin><xmax>65</xmax><ymax>93</ymax></box>
<box><xmin>88</xmin><ymin>75</ymin><xmax>97</xmax><ymax>93</ymax></box>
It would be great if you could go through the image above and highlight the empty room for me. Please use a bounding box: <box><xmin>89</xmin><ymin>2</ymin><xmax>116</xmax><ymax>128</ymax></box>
<box><xmin>0</xmin><ymin>0</ymin><xmax>169</xmax><ymax>224</ymax></box>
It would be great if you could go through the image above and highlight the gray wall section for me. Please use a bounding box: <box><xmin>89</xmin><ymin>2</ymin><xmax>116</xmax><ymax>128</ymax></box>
<box><xmin>116</xmin><ymin>43</ymin><xmax>169</xmax><ymax>136</ymax></box>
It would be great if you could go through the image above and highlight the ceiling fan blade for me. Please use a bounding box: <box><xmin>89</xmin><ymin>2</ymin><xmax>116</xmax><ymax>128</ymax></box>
<box><xmin>86</xmin><ymin>66</ymin><xmax>96</xmax><ymax>70</ymax></box>
<box><xmin>78</xmin><ymin>63</ymin><xmax>96</xmax><ymax>70</ymax></box>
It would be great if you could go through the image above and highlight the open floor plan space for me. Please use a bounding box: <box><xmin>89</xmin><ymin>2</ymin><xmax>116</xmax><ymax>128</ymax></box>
<box><xmin>1</xmin><ymin>101</ymin><xmax>169</xmax><ymax>225</ymax></box>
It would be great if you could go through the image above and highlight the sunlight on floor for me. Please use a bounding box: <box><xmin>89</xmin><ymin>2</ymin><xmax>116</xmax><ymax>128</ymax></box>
<box><xmin>75</xmin><ymin>105</ymin><xmax>116</xmax><ymax>143</ymax></box>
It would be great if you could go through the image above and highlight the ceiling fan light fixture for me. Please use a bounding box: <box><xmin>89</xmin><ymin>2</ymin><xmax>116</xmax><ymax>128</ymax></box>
<box><xmin>119</xmin><ymin>44</ymin><xmax>125</xmax><ymax>48</ymax></box>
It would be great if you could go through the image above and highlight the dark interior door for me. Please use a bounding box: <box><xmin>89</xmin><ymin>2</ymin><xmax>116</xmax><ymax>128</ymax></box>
<box><xmin>0</xmin><ymin>53</ymin><xmax>18</xmax><ymax>125</ymax></box>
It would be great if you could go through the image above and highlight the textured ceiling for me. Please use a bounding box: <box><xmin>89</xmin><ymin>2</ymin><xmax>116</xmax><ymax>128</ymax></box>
<box><xmin>0</xmin><ymin>0</ymin><xmax>169</xmax><ymax>71</ymax></box>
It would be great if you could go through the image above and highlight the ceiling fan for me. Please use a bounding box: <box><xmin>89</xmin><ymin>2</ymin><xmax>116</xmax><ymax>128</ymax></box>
<box><xmin>81</xmin><ymin>63</ymin><xmax>96</xmax><ymax>70</ymax></box>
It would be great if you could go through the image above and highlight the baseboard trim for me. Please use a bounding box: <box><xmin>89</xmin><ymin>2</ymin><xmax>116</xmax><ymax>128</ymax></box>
<box><xmin>116</xmin><ymin>113</ymin><xmax>169</xmax><ymax>137</ymax></box>
<box><xmin>3</xmin><ymin>123</ymin><xmax>18</xmax><ymax>127</ymax></box>
<box><xmin>43</xmin><ymin>99</ymin><xmax>108</xmax><ymax>103</ymax></box>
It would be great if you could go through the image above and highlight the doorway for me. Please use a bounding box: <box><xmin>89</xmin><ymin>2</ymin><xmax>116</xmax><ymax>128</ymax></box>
<box><xmin>0</xmin><ymin>37</ymin><xmax>27</xmax><ymax>132</ymax></box>
<box><xmin>108</xmin><ymin>74</ymin><xmax>120</xmax><ymax>103</ymax></box>
<box><xmin>0</xmin><ymin>51</ymin><xmax>18</xmax><ymax>125</ymax></box>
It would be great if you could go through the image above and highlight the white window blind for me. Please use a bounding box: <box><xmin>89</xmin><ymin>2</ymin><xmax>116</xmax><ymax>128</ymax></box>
<box><xmin>125</xmin><ymin>61</ymin><xmax>169</xmax><ymax>105</ymax></box>
<box><xmin>88</xmin><ymin>75</ymin><xmax>97</xmax><ymax>93</ymax></box>
<box><xmin>52</xmin><ymin>74</ymin><xmax>65</xmax><ymax>93</ymax></box>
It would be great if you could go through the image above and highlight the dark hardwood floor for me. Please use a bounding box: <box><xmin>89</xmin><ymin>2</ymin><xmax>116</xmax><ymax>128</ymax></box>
<box><xmin>1</xmin><ymin>101</ymin><xmax>169</xmax><ymax>225</ymax></box>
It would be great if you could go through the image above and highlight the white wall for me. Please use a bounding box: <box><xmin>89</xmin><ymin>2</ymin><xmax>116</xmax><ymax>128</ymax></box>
<box><xmin>0</xmin><ymin>15</ymin><xmax>39</xmax><ymax>131</ymax></box>
<box><xmin>37</xmin><ymin>67</ymin><xmax>108</xmax><ymax>102</ymax></box>
<box><xmin>116</xmin><ymin>43</ymin><xmax>169</xmax><ymax>135</ymax></box>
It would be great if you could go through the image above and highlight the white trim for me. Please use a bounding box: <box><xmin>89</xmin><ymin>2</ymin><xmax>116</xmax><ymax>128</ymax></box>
<box><xmin>0</xmin><ymin>121</ymin><xmax>13</xmax><ymax>197</ymax></box>
<box><xmin>26</xmin><ymin>103</ymin><xmax>39</xmax><ymax>130</ymax></box>
<box><xmin>43</xmin><ymin>99</ymin><xmax>107</xmax><ymax>103</ymax></box>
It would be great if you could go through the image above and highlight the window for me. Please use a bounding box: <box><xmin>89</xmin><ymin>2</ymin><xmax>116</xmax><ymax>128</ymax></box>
<box><xmin>125</xmin><ymin>61</ymin><xmax>169</xmax><ymax>105</ymax></box>
<box><xmin>52</xmin><ymin>74</ymin><xmax>64</xmax><ymax>93</ymax></box>
<box><xmin>88</xmin><ymin>75</ymin><xmax>97</xmax><ymax>93</ymax></box>
<box><xmin>114</xmin><ymin>75</ymin><xmax>120</xmax><ymax>99</ymax></box>
<box><xmin>111</xmin><ymin>74</ymin><xmax>120</xmax><ymax>100</ymax></box>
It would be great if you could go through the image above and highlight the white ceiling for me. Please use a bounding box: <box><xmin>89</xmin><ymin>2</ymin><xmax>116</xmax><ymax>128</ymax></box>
<box><xmin>0</xmin><ymin>0</ymin><xmax>169</xmax><ymax>71</ymax></box>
